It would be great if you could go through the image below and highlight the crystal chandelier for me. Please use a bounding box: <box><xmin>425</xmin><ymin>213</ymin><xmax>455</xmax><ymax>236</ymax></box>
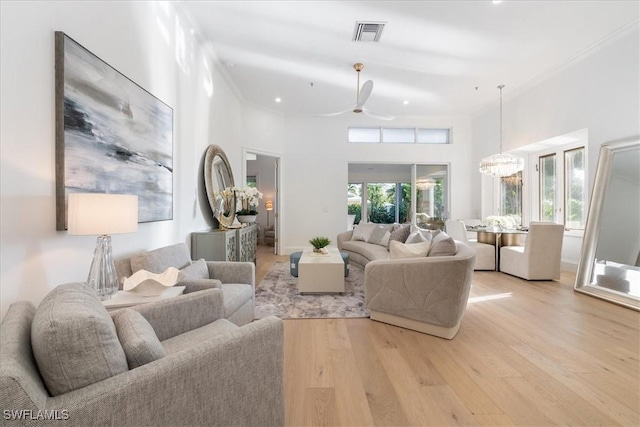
<box><xmin>416</xmin><ymin>177</ymin><xmax>436</xmax><ymax>190</ymax></box>
<box><xmin>479</xmin><ymin>85</ymin><xmax>524</xmax><ymax>177</ymax></box>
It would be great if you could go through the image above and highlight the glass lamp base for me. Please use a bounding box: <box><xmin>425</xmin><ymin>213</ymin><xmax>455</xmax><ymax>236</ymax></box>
<box><xmin>86</xmin><ymin>235</ymin><xmax>119</xmax><ymax>300</ymax></box>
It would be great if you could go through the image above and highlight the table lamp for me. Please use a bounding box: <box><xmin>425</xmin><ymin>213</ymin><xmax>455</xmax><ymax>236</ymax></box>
<box><xmin>68</xmin><ymin>193</ymin><xmax>138</xmax><ymax>299</ymax></box>
<box><xmin>265</xmin><ymin>200</ymin><xmax>273</xmax><ymax>227</ymax></box>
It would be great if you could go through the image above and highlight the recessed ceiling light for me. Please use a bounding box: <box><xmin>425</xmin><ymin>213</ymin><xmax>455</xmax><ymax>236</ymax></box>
<box><xmin>275</xmin><ymin>97</ymin><xmax>282</xmax><ymax>103</ymax></box>
<box><xmin>225</xmin><ymin>62</ymin><xmax>235</xmax><ymax>68</ymax></box>
<box><xmin>492</xmin><ymin>0</ymin><xmax>503</xmax><ymax>4</ymax></box>
<box><xmin>403</xmin><ymin>100</ymin><xmax>409</xmax><ymax>105</ymax></box>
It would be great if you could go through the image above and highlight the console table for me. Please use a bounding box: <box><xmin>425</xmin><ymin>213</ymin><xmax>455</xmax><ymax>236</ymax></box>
<box><xmin>191</xmin><ymin>224</ymin><xmax>257</xmax><ymax>263</ymax></box>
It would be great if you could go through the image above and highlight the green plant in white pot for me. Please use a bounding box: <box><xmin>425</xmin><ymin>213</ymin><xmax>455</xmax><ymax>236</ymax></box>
<box><xmin>309</xmin><ymin>236</ymin><xmax>331</xmax><ymax>254</ymax></box>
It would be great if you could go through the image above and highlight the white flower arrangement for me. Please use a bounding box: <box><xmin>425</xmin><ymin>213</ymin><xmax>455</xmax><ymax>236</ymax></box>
<box><xmin>235</xmin><ymin>187</ymin><xmax>263</xmax><ymax>215</ymax></box>
<box><xmin>483</xmin><ymin>215</ymin><xmax>520</xmax><ymax>230</ymax></box>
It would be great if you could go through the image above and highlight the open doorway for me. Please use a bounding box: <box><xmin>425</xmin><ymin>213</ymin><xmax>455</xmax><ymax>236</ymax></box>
<box><xmin>244</xmin><ymin>149</ymin><xmax>281</xmax><ymax>255</ymax></box>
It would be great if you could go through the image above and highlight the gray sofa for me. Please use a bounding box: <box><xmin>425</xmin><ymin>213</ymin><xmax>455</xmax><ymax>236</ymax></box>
<box><xmin>337</xmin><ymin>229</ymin><xmax>390</xmax><ymax>268</ymax></box>
<box><xmin>115</xmin><ymin>242</ymin><xmax>255</xmax><ymax>326</ymax></box>
<box><xmin>338</xmin><ymin>225</ymin><xmax>476</xmax><ymax>339</ymax></box>
<box><xmin>365</xmin><ymin>241</ymin><xmax>476</xmax><ymax>339</ymax></box>
<box><xmin>0</xmin><ymin>283</ymin><xmax>284</xmax><ymax>426</ymax></box>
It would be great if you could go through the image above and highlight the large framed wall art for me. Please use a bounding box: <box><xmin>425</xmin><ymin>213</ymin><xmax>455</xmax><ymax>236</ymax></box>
<box><xmin>55</xmin><ymin>31</ymin><xmax>173</xmax><ymax>230</ymax></box>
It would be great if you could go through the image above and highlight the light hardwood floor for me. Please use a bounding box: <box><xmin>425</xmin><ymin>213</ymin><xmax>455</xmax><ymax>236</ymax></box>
<box><xmin>256</xmin><ymin>245</ymin><xmax>640</xmax><ymax>427</ymax></box>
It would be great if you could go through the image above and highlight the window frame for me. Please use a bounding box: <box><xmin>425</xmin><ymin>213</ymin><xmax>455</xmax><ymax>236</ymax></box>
<box><xmin>531</xmin><ymin>142</ymin><xmax>587</xmax><ymax>235</ymax></box>
<box><xmin>348</xmin><ymin>127</ymin><xmax>452</xmax><ymax>145</ymax></box>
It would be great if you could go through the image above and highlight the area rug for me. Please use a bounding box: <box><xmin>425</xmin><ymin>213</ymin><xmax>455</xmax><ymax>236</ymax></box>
<box><xmin>254</xmin><ymin>262</ymin><xmax>369</xmax><ymax>319</ymax></box>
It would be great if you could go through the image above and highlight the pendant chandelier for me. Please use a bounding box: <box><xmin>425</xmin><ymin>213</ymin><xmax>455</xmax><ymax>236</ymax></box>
<box><xmin>479</xmin><ymin>85</ymin><xmax>524</xmax><ymax>177</ymax></box>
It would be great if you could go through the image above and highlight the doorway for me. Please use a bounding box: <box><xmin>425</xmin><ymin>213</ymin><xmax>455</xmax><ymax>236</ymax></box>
<box><xmin>244</xmin><ymin>149</ymin><xmax>281</xmax><ymax>255</ymax></box>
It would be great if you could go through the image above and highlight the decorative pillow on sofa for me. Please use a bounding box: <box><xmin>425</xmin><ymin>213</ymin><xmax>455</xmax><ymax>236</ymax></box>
<box><xmin>428</xmin><ymin>231</ymin><xmax>457</xmax><ymax>257</ymax></box>
<box><xmin>180</xmin><ymin>259</ymin><xmax>210</xmax><ymax>280</ymax></box>
<box><xmin>112</xmin><ymin>308</ymin><xmax>167</xmax><ymax>369</ymax></box>
<box><xmin>367</xmin><ymin>224</ymin><xmax>393</xmax><ymax>247</ymax></box>
<box><xmin>389</xmin><ymin>224</ymin><xmax>411</xmax><ymax>245</ymax></box>
<box><xmin>389</xmin><ymin>240</ymin><xmax>432</xmax><ymax>259</ymax></box>
<box><xmin>31</xmin><ymin>283</ymin><xmax>129</xmax><ymax>396</ymax></box>
<box><xmin>406</xmin><ymin>230</ymin><xmax>429</xmax><ymax>244</ymax></box>
<box><xmin>351</xmin><ymin>223</ymin><xmax>378</xmax><ymax>242</ymax></box>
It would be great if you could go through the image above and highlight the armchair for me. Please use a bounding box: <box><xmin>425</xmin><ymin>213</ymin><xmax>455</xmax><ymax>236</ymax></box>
<box><xmin>500</xmin><ymin>222</ymin><xmax>564</xmax><ymax>280</ymax></box>
<box><xmin>445</xmin><ymin>220</ymin><xmax>495</xmax><ymax>270</ymax></box>
<box><xmin>0</xmin><ymin>284</ymin><xmax>284</xmax><ymax>427</ymax></box>
<box><xmin>115</xmin><ymin>243</ymin><xmax>255</xmax><ymax>325</ymax></box>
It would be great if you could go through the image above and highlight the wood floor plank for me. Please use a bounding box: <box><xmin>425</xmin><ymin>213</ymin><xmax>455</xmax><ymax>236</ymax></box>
<box><xmin>303</xmin><ymin>387</ymin><xmax>340</xmax><ymax>427</ymax></box>
<box><xmin>330</xmin><ymin>347</ymin><xmax>375</xmax><ymax>427</ymax></box>
<box><xmin>346</xmin><ymin>320</ymin><xmax>411</xmax><ymax>426</ymax></box>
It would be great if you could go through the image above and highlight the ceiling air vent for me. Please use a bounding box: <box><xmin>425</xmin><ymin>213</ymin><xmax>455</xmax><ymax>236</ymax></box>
<box><xmin>353</xmin><ymin>21</ymin><xmax>386</xmax><ymax>42</ymax></box>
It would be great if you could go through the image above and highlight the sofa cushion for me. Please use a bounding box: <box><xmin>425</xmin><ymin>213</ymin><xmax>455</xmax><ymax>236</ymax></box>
<box><xmin>428</xmin><ymin>232</ymin><xmax>457</xmax><ymax>257</ymax></box>
<box><xmin>389</xmin><ymin>240</ymin><xmax>432</xmax><ymax>259</ymax></box>
<box><xmin>112</xmin><ymin>308</ymin><xmax>166</xmax><ymax>369</ymax></box>
<box><xmin>389</xmin><ymin>224</ymin><xmax>411</xmax><ymax>244</ymax></box>
<box><xmin>180</xmin><ymin>259</ymin><xmax>209</xmax><ymax>280</ymax></box>
<box><xmin>406</xmin><ymin>230</ymin><xmax>429</xmax><ymax>244</ymax></box>
<box><xmin>341</xmin><ymin>240</ymin><xmax>390</xmax><ymax>261</ymax></box>
<box><xmin>367</xmin><ymin>224</ymin><xmax>393</xmax><ymax>247</ymax></box>
<box><xmin>131</xmin><ymin>243</ymin><xmax>192</xmax><ymax>274</ymax></box>
<box><xmin>351</xmin><ymin>223</ymin><xmax>378</xmax><ymax>242</ymax></box>
<box><xmin>31</xmin><ymin>283</ymin><xmax>129</xmax><ymax>396</ymax></box>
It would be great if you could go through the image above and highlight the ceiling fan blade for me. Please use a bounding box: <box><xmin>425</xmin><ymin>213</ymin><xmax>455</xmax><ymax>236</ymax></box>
<box><xmin>316</xmin><ymin>108</ymin><xmax>350</xmax><ymax>117</ymax></box>
<box><xmin>355</xmin><ymin>80</ymin><xmax>374</xmax><ymax>111</ymax></box>
<box><xmin>363</xmin><ymin>106</ymin><xmax>395</xmax><ymax>121</ymax></box>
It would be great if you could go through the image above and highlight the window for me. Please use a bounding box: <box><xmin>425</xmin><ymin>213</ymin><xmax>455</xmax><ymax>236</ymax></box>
<box><xmin>500</xmin><ymin>171</ymin><xmax>522</xmax><ymax>222</ymax></box>
<box><xmin>348</xmin><ymin>127</ymin><xmax>451</xmax><ymax>144</ymax></box>
<box><xmin>347</xmin><ymin>163</ymin><xmax>449</xmax><ymax>230</ymax></box>
<box><xmin>537</xmin><ymin>146</ymin><xmax>585</xmax><ymax>230</ymax></box>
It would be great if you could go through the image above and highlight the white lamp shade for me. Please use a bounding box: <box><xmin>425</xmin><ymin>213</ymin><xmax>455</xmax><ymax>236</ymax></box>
<box><xmin>68</xmin><ymin>193</ymin><xmax>138</xmax><ymax>235</ymax></box>
<box><xmin>265</xmin><ymin>200</ymin><xmax>273</xmax><ymax>211</ymax></box>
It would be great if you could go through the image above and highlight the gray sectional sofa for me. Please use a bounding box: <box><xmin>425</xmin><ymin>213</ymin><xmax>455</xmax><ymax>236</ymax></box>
<box><xmin>338</xmin><ymin>223</ymin><xmax>477</xmax><ymax>339</ymax></box>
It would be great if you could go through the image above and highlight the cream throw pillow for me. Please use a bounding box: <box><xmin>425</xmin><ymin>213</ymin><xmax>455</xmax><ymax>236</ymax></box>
<box><xmin>389</xmin><ymin>240</ymin><xmax>432</xmax><ymax>259</ymax></box>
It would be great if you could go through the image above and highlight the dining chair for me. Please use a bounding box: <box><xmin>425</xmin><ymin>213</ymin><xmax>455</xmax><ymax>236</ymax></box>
<box><xmin>499</xmin><ymin>222</ymin><xmax>564</xmax><ymax>280</ymax></box>
<box><xmin>445</xmin><ymin>220</ymin><xmax>495</xmax><ymax>270</ymax></box>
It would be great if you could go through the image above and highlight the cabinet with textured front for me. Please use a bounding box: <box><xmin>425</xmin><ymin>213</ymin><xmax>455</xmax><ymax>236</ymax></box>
<box><xmin>191</xmin><ymin>224</ymin><xmax>257</xmax><ymax>263</ymax></box>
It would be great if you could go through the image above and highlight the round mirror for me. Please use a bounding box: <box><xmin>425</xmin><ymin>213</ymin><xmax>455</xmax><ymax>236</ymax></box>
<box><xmin>204</xmin><ymin>145</ymin><xmax>235</xmax><ymax>228</ymax></box>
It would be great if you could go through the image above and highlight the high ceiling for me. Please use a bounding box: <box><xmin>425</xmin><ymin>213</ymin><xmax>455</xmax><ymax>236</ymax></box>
<box><xmin>181</xmin><ymin>1</ymin><xmax>639</xmax><ymax>119</ymax></box>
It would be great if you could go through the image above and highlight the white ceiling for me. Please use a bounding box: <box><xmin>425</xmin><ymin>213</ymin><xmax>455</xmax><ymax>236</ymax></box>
<box><xmin>180</xmin><ymin>1</ymin><xmax>639</xmax><ymax>119</ymax></box>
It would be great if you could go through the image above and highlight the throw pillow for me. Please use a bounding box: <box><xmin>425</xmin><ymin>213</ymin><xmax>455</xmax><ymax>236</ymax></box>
<box><xmin>405</xmin><ymin>231</ymin><xmax>428</xmax><ymax>244</ymax></box>
<box><xmin>428</xmin><ymin>231</ymin><xmax>457</xmax><ymax>257</ymax></box>
<box><xmin>389</xmin><ymin>240</ymin><xmax>432</xmax><ymax>259</ymax></box>
<box><xmin>351</xmin><ymin>223</ymin><xmax>378</xmax><ymax>242</ymax></box>
<box><xmin>180</xmin><ymin>259</ymin><xmax>210</xmax><ymax>280</ymax></box>
<box><xmin>112</xmin><ymin>309</ymin><xmax>167</xmax><ymax>369</ymax></box>
<box><xmin>367</xmin><ymin>224</ymin><xmax>393</xmax><ymax>247</ymax></box>
<box><xmin>389</xmin><ymin>224</ymin><xmax>411</xmax><ymax>245</ymax></box>
<box><xmin>410</xmin><ymin>225</ymin><xmax>438</xmax><ymax>241</ymax></box>
<box><xmin>31</xmin><ymin>283</ymin><xmax>129</xmax><ymax>396</ymax></box>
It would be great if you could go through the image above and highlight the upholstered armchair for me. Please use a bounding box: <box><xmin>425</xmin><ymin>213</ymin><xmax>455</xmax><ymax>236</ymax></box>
<box><xmin>445</xmin><ymin>220</ymin><xmax>495</xmax><ymax>270</ymax></box>
<box><xmin>499</xmin><ymin>222</ymin><xmax>565</xmax><ymax>280</ymax></box>
<box><xmin>115</xmin><ymin>243</ymin><xmax>255</xmax><ymax>326</ymax></box>
<box><xmin>0</xmin><ymin>283</ymin><xmax>284</xmax><ymax>427</ymax></box>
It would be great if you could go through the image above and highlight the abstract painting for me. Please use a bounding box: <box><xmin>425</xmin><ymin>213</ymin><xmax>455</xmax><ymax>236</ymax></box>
<box><xmin>55</xmin><ymin>32</ymin><xmax>173</xmax><ymax>230</ymax></box>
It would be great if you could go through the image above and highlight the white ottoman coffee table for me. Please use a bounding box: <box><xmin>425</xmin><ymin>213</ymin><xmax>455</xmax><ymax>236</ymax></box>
<box><xmin>298</xmin><ymin>246</ymin><xmax>345</xmax><ymax>293</ymax></box>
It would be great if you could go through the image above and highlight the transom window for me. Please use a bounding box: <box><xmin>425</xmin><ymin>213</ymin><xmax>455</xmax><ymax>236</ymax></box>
<box><xmin>348</xmin><ymin>127</ymin><xmax>451</xmax><ymax>144</ymax></box>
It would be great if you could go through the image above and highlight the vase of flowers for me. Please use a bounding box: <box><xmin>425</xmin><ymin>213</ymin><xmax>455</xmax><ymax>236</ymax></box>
<box><xmin>483</xmin><ymin>215</ymin><xmax>519</xmax><ymax>231</ymax></box>
<box><xmin>235</xmin><ymin>187</ymin><xmax>263</xmax><ymax>223</ymax></box>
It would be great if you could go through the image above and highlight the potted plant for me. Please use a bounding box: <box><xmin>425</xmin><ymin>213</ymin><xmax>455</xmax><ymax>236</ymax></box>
<box><xmin>309</xmin><ymin>236</ymin><xmax>331</xmax><ymax>254</ymax></box>
<box><xmin>235</xmin><ymin>187</ymin><xmax>263</xmax><ymax>223</ymax></box>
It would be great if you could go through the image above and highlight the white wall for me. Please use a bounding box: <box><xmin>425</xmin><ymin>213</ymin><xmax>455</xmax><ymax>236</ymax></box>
<box><xmin>471</xmin><ymin>24</ymin><xmax>640</xmax><ymax>267</ymax></box>
<box><xmin>0</xmin><ymin>1</ymin><xmax>243</xmax><ymax>316</ymax></box>
<box><xmin>280</xmin><ymin>114</ymin><xmax>474</xmax><ymax>254</ymax></box>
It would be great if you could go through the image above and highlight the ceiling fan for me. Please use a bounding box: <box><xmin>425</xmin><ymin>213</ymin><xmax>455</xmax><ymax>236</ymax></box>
<box><xmin>323</xmin><ymin>63</ymin><xmax>395</xmax><ymax>120</ymax></box>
